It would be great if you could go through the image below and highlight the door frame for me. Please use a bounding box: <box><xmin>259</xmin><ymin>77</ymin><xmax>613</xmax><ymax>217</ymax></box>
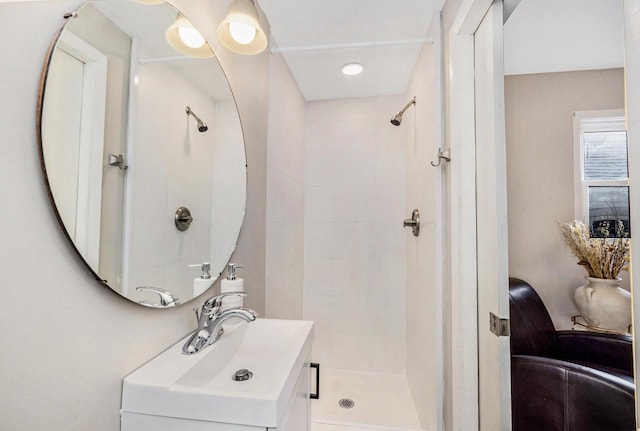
<box><xmin>447</xmin><ymin>0</ymin><xmax>505</xmax><ymax>429</ymax></box>
<box><xmin>450</xmin><ymin>1</ymin><xmax>640</xmax><ymax>430</ymax></box>
<box><xmin>55</xmin><ymin>30</ymin><xmax>107</xmax><ymax>270</ymax></box>
<box><xmin>623</xmin><ymin>0</ymin><xmax>640</xmax><ymax>427</ymax></box>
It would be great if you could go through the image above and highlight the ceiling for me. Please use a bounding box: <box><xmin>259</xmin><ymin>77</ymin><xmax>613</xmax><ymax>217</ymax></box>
<box><xmin>258</xmin><ymin>0</ymin><xmax>624</xmax><ymax>101</ymax></box>
<box><xmin>257</xmin><ymin>0</ymin><xmax>445</xmax><ymax>101</ymax></box>
<box><xmin>31</xmin><ymin>0</ymin><xmax>624</xmax><ymax>100</ymax></box>
<box><xmin>504</xmin><ymin>0</ymin><xmax>624</xmax><ymax>76</ymax></box>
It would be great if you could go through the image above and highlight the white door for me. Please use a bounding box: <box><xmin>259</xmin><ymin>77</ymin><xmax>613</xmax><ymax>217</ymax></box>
<box><xmin>623</xmin><ymin>0</ymin><xmax>640</xmax><ymax>427</ymax></box>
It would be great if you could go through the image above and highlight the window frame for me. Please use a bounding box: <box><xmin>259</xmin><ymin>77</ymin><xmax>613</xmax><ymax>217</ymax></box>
<box><xmin>573</xmin><ymin>109</ymin><xmax>627</xmax><ymax>230</ymax></box>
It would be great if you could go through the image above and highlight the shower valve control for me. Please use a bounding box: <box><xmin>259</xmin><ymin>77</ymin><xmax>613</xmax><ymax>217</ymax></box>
<box><xmin>175</xmin><ymin>206</ymin><xmax>193</xmax><ymax>231</ymax></box>
<box><xmin>403</xmin><ymin>209</ymin><xmax>420</xmax><ymax>237</ymax></box>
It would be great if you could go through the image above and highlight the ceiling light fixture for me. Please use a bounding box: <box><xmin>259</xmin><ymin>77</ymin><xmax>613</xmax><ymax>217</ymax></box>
<box><xmin>165</xmin><ymin>14</ymin><xmax>214</xmax><ymax>58</ymax></box>
<box><xmin>217</xmin><ymin>0</ymin><xmax>268</xmax><ymax>55</ymax></box>
<box><xmin>341</xmin><ymin>62</ymin><xmax>364</xmax><ymax>76</ymax></box>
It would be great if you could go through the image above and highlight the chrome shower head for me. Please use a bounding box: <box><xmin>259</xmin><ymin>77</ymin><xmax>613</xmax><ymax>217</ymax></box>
<box><xmin>390</xmin><ymin>97</ymin><xmax>416</xmax><ymax>126</ymax></box>
<box><xmin>390</xmin><ymin>113</ymin><xmax>403</xmax><ymax>126</ymax></box>
<box><xmin>185</xmin><ymin>106</ymin><xmax>208</xmax><ymax>133</ymax></box>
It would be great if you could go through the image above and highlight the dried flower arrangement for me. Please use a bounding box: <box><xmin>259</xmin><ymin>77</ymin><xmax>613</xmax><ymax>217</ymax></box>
<box><xmin>560</xmin><ymin>220</ymin><xmax>630</xmax><ymax>279</ymax></box>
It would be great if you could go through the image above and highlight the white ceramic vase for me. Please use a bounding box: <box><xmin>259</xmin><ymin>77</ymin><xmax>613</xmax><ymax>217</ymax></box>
<box><xmin>573</xmin><ymin>276</ymin><xmax>631</xmax><ymax>332</ymax></box>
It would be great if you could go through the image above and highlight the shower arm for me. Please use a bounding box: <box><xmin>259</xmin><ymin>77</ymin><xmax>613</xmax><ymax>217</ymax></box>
<box><xmin>398</xmin><ymin>96</ymin><xmax>416</xmax><ymax>115</ymax></box>
<box><xmin>185</xmin><ymin>106</ymin><xmax>203</xmax><ymax>123</ymax></box>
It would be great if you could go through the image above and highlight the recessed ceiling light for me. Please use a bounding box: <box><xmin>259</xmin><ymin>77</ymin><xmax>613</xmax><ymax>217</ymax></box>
<box><xmin>342</xmin><ymin>62</ymin><xmax>364</xmax><ymax>76</ymax></box>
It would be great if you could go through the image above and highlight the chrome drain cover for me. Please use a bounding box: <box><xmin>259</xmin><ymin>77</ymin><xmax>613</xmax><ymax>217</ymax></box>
<box><xmin>338</xmin><ymin>398</ymin><xmax>355</xmax><ymax>409</ymax></box>
<box><xmin>232</xmin><ymin>369</ymin><xmax>253</xmax><ymax>381</ymax></box>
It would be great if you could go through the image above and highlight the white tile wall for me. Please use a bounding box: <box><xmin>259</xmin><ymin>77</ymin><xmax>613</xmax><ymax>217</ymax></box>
<box><xmin>404</xmin><ymin>39</ymin><xmax>438</xmax><ymax>429</ymax></box>
<box><xmin>303</xmin><ymin>96</ymin><xmax>407</xmax><ymax>374</ymax></box>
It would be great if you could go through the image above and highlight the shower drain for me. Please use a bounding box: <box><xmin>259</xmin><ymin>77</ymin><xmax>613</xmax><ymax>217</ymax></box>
<box><xmin>338</xmin><ymin>398</ymin><xmax>355</xmax><ymax>409</ymax></box>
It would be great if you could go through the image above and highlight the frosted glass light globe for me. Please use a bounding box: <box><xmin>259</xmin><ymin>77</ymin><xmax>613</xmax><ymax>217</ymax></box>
<box><xmin>178</xmin><ymin>26</ymin><xmax>206</xmax><ymax>48</ymax></box>
<box><xmin>229</xmin><ymin>22</ymin><xmax>257</xmax><ymax>45</ymax></box>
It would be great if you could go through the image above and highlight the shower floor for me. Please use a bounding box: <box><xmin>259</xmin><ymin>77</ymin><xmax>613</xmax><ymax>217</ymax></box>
<box><xmin>311</xmin><ymin>369</ymin><xmax>426</xmax><ymax>431</ymax></box>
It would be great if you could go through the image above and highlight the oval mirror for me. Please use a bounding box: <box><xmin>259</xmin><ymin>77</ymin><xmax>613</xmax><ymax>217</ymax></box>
<box><xmin>37</xmin><ymin>0</ymin><xmax>247</xmax><ymax>307</ymax></box>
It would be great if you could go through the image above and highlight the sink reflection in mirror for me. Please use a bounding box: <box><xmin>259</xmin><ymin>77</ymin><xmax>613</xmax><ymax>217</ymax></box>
<box><xmin>38</xmin><ymin>0</ymin><xmax>247</xmax><ymax>307</ymax></box>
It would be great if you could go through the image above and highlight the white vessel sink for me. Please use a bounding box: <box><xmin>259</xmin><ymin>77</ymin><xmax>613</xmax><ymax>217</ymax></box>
<box><xmin>121</xmin><ymin>318</ymin><xmax>314</xmax><ymax>428</ymax></box>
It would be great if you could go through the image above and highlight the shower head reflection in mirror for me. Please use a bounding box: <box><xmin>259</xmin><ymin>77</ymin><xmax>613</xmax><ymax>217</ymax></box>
<box><xmin>38</xmin><ymin>0</ymin><xmax>247</xmax><ymax>307</ymax></box>
<box><xmin>185</xmin><ymin>106</ymin><xmax>208</xmax><ymax>132</ymax></box>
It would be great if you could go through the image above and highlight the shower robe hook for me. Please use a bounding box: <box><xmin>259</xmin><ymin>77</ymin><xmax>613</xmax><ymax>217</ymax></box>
<box><xmin>430</xmin><ymin>148</ymin><xmax>451</xmax><ymax>167</ymax></box>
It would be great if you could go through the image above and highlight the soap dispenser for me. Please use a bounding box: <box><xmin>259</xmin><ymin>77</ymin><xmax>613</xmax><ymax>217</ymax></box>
<box><xmin>189</xmin><ymin>262</ymin><xmax>212</xmax><ymax>297</ymax></box>
<box><xmin>220</xmin><ymin>263</ymin><xmax>244</xmax><ymax>310</ymax></box>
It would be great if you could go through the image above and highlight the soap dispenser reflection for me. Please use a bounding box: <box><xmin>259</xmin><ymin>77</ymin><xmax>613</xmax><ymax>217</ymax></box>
<box><xmin>221</xmin><ymin>263</ymin><xmax>244</xmax><ymax>310</ymax></box>
<box><xmin>189</xmin><ymin>262</ymin><xmax>212</xmax><ymax>297</ymax></box>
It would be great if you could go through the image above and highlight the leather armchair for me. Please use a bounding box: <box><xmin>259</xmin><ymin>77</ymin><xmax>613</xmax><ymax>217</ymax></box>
<box><xmin>509</xmin><ymin>277</ymin><xmax>635</xmax><ymax>431</ymax></box>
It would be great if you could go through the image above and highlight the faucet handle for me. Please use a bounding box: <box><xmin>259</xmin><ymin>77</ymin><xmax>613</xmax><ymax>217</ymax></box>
<box><xmin>136</xmin><ymin>286</ymin><xmax>180</xmax><ymax>307</ymax></box>
<box><xmin>203</xmin><ymin>292</ymin><xmax>247</xmax><ymax>314</ymax></box>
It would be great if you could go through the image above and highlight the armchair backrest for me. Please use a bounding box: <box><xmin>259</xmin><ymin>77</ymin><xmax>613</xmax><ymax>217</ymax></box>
<box><xmin>509</xmin><ymin>278</ymin><xmax>558</xmax><ymax>357</ymax></box>
<box><xmin>511</xmin><ymin>355</ymin><xmax>635</xmax><ymax>431</ymax></box>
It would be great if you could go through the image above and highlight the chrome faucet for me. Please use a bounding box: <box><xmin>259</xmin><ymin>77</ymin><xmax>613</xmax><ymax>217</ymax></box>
<box><xmin>182</xmin><ymin>292</ymin><xmax>257</xmax><ymax>355</ymax></box>
<box><xmin>136</xmin><ymin>286</ymin><xmax>180</xmax><ymax>307</ymax></box>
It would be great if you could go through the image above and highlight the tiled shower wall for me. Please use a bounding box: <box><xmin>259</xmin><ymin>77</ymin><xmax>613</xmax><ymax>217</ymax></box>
<box><xmin>304</xmin><ymin>96</ymin><xmax>408</xmax><ymax>374</ymax></box>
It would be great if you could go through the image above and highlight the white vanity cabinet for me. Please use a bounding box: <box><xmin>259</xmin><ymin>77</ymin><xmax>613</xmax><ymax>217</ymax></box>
<box><xmin>121</xmin><ymin>361</ymin><xmax>310</xmax><ymax>430</ymax></box>
<box><xmin>269</xmin><ymin>360</ymin><xmax>310</xmax><ymax>431</ymax></box>
<box><xmin>120</xmin><ymin>319</ymin><xmax>313</xmax><ymax>431</ymax></box>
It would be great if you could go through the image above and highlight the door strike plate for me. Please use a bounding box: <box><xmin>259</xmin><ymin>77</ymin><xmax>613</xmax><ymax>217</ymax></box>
<box><xmin>489</xmin><ymin>312</ymin><xmax>510</xmax><ymax>337</ymax></box>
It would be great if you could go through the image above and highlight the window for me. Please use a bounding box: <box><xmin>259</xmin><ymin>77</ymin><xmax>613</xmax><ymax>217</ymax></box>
<box><xmin>573</xmin><ymin>110</ymin><xmax>629</xmax><ymax>238</ymax></box>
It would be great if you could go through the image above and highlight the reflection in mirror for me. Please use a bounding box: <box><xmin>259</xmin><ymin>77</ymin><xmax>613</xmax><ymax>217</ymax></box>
<box><xmin>39</xmin><ymin>0</ymin><xmax>246</xmax><ymax>307</ymax></box>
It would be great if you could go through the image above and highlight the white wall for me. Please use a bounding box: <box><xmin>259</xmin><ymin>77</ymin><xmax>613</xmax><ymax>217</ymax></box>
<box><xmin>505</xmin><ymin>68</ymin><xmax>625</xmax><ymax>329</ymax></box>
<box><xmin>265</xmin><ymin>46</ymin><xmax>306</xmax><ymax>320</ymax></box>
<box><xmin>404</xmin><ymin>39</ymin><xmax>439</xmax><ymax>429</ymax></box>
<box><xmin>180</xmin><ymin>0</ymin><xmax>270</xmax><ymax>315</ymax></box>
<box><xmin>303</xmin><ymin>96</ymin><xmax>407</xmax><ymax>373</ymax></box>
<box><xmin>0</xmin><ymin>0</ymin><xmax>269</xmax><ymax>429</ymax></box>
